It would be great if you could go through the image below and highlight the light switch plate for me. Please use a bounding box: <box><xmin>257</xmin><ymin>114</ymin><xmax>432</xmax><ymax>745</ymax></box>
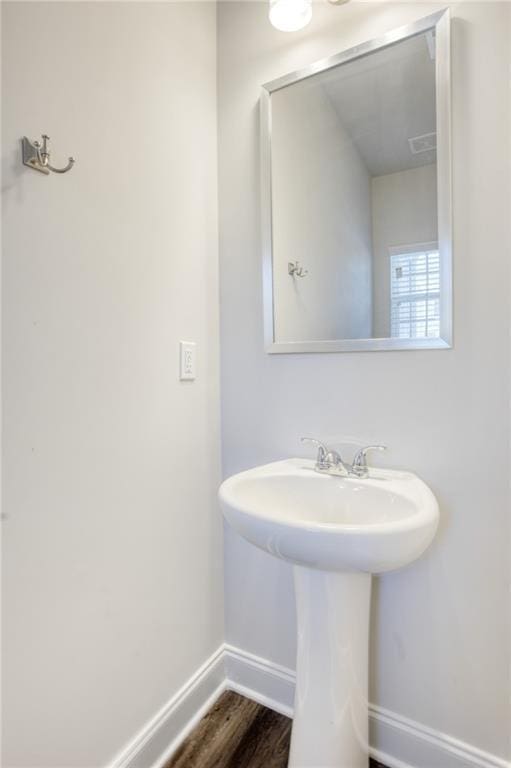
<box><xmin>180</xmin><ymin>341</ymin><xmax>196</xmax><ymax>380</ymax></box>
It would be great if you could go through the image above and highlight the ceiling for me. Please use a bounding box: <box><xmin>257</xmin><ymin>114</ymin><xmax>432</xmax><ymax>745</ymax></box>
<box><xmin>320</xmin><ymin>31</ymin><xmax>437</xmax><ymax>177</ymax></box>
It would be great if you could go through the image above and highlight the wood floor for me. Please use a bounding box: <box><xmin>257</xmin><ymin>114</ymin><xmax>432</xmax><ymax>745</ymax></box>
<box><xmin>165</xmin><ymin>690</ymin><xmax>388</xmax><ymax>768</ymax></box>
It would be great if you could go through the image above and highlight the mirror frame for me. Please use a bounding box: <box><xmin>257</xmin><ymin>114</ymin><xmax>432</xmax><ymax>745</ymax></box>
<box><xmin>260</xmin><ymin>9</ymin><xmax>452</xmax><ymax>354</ymax></box>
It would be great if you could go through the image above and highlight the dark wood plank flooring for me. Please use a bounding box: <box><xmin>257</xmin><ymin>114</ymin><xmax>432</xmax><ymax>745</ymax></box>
<box><xmin>165</xmin><ymin>690</ymin><xmax>388</xmax><ymax>768</ymax></box>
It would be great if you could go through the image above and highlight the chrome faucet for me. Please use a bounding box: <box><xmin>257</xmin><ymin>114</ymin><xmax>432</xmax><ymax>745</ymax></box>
<box><xmin>351</xmin><ymin>445</ymin><xmax>387</xmax><ymax>477</ymax></box>
<box><xmin>300</xmin><ymin>438</ymin><xmax>352</xmax><ymax>476</ymax></box>
<box><xmin>301</xmin><ymin>437</ymin><xmax>386</xmax><ymax>478</ymax></box>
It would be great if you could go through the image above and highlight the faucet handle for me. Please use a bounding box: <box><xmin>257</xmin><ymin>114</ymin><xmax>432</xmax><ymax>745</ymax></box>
<box><xmin>300</xmin><ymin>437</ymin><xmax>331</xmax><ymax>469</ymax></box>
<box><xmin>352</xmin><ymin>445</ymin><xmax>386</xmax><ymax>474</ymax></box>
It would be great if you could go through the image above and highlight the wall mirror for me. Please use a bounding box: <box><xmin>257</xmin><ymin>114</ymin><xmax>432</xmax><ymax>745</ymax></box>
<box><xmin>261</xmin><ymin>10</ymin><xmax>451</xmax><ymax>353</ymax></box>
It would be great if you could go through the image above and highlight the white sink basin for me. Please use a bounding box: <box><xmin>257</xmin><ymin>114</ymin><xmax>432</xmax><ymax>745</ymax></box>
<box><xmin>220</xmin><ymin>458</ymin><xmax>438</xmax><ymax>573</ymax></box>
<box><xmin>219</xmin><ymin>458</ymin><xmax>439</xmax><ymax>768</ymax></box>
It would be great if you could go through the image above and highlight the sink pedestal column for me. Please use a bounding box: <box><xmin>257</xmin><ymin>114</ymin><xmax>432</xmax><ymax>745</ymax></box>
<box><xmin>289</xmin><ymin>567</ymin><xmax>372</xmax><ymax>768</ymax></box>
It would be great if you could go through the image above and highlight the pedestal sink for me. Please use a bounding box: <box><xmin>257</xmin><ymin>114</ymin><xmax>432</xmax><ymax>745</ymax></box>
<box><xmin>219</xmin><ymin>458</ymin><xmax>439</xmax><ymax>768</ymax></box>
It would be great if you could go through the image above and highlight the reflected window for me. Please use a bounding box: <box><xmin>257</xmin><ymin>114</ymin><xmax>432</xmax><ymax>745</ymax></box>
<box><xmin>390</xmin><ymin>244</ymin><xmax>440</xmax><ymax>339</ymax></box>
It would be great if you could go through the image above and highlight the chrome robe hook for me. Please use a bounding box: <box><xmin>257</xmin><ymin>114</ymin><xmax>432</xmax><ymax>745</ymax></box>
<box><xmin>288</xmin><ymin>261</ymin><xmax>308</xmax><ymax>278</ymax></box>
<box><xmin>22</xmin><ymin>134</ymin><xmax>75</xmax><ymax>175</ymax></box>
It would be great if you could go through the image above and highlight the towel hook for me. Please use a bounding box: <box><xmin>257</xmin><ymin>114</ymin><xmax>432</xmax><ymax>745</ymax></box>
<box><xmin>288</xmin><ymin>261</ymin><xmax>308</xmax><ymax>278</ymax></box>
<box><xmin>22</xmin><ymin>134</ymin><xmax>75</xmax><ymax>175</ymax></box>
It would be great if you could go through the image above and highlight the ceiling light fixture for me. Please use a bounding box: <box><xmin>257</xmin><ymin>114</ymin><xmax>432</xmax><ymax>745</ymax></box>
<box><xmin>269</xmin><ymin>0</ymin><xmax>350</xmax><ymax>33</ymax></box>
<box><xmin>269</xmin><ymin>0</ymin><xmax>312</xmax><ymax>32</ymax></box>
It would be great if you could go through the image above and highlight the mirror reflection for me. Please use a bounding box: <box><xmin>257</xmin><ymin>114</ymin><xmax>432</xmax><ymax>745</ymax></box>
<box><xmin>270</xmin><ymin>30</ymin><xmax>439</xmax><ymax>344</ymax></box>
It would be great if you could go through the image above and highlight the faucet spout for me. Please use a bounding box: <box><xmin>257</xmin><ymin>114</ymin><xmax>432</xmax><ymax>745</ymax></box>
<box><xmin>300</xmin><ymin>437</ymin><xmax>350</xmax><ymax>476</ymax></box>
<box><xmin>300</xmin><ymin>437</ymin><xmax>387</xmax><ymax>478</ymax></box>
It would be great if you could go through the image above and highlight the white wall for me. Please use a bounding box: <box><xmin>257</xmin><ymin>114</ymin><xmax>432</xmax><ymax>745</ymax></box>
<box><xmin>218</xmin><ymin>1</ymin><xmax>510</xmax><ymax>762</ymax></box>
<box><xmin>372</xmin><ymin>164</ymin><xmax>438</xmax><ymax>337</ymax></box>
<box><xmin>1</xmin><ymin>3</ymin><xmax>223</xmax><ymax>766</ymax></box>
<box><xmin>272</xmin><ymin>80</ymin><xmax>372</xmax><ymax>342</ymax></box>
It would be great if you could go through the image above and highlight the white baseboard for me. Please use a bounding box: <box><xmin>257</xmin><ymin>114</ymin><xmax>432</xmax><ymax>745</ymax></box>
<box><xmin>224</xmin><ymin>643</ymin><xmax>295</xmax><ymax>718</ymax></box>
<box><xmin>224</xmin><ymin>644</ymin><xmax>510</xmax><ymax>768</ymax></box>
<box><xmin>108</xmin><ymin>642</ymin><xmax>510</xmax><ymax>768</ymax></box>
<box><xmin>368</xmin><ymin>704</ymin><xmax>510</xmax><ymax>768</ymax></box>
<box><xmin>108</xmin><ymin>646</ymin><xmax>226</xmax><ymax>768</ymax></box>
